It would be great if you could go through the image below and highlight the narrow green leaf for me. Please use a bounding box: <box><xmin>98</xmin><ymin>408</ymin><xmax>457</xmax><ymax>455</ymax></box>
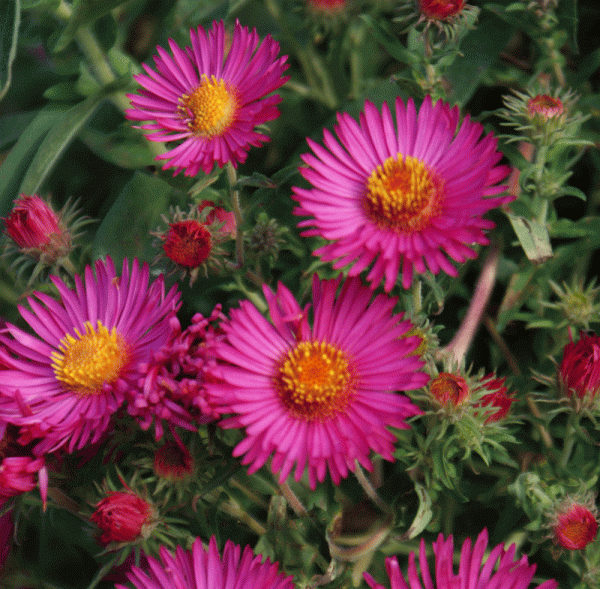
<box><xmin>403</xmin><ymin>483</ymin><xmax>433</xmax><ymax>540</ymax></box>
<box><xmin>507</xmin><ymin>213</ymin><xmax>553</xmax><ymax>264</ymax></box>
<box><xmin>79</xmin><ymin>126</ymin><xmax>157</xmax><ymax>169</ymax></box>
<box><xmin>0</xmin><ymin>0</ymin><xmax>21</xmax><ymax>102</ymax></box>
<box><xmin>359</xmin><ymin>15</ymin><xmax>419</xmax><ymax>66</ymax></box>
<box><xmin>19</xmin><ymin>93</ymin><xmax>103</xmax><ymax>196</ymax></box>
<box><xmin>0</xmin><ymin>105</ymin><xmax>69</xmax><ymax>217</ymax></box>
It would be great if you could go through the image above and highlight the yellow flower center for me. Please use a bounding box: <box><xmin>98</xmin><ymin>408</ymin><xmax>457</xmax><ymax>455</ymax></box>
<box><xmin>275</xmin><ymin>341</ymin><xmax>354</xmax><ymax>420</ymax></box>
<box><xmin>180</xmin><ymin>75</ymin><xmax>237</xmax><ymax>138</ymax></box>
<box><xmin>364</xmin><ymin>154</ymin><xmax>443</xmax><ymax>232</ymax></box>
<box><xmin>51</xmin><ymin>321</ymin><xmax>129</xmax><ymax>395</ymax></box>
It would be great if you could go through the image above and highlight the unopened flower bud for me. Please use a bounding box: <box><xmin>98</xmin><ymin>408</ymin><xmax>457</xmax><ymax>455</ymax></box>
<box><xmin>198</xmin><ymin>200</ymin><xmax>236</xmax><ymax>238</ymax></box>
<box><xmin>91</xmin><ymin>490</ymin><xmax>158</xmax><ymax>546</ymax></box>
<box><xmin>4</xmin><ymin>195</ymin><xmax>71</xmax><ymax>263</ymax></box>
<box><xmin>558</xmin><ymin>332</ymin><xmax>600</xmax><ymax>410</ymax></box>
<box><xmin>429</xmin><ymin>372</ymin><xmax>469</xmax><ymax>408</ymax></box>
<box><xmin>527</xmin><ymin>94</ymin><xmax>564</xmax><ymax>120</ymax></box>
<box><xmin>153</xmin><ymin>440</ymin><xmax>194</xmax><ymax>483</ymax></box>
<box><xmin>419</xmin><ymin>0</ymin><xmax>465</xmax><ymax>20</ymax></box>
<box><xmin>551</xmin><ymin>499</ymin><xmax>598</xmax><ymax>550</ymax></box>
<box><xmin>475</xmin><ymin>374</ymin><xmax>515</xmax><ymax>423</ymax></box>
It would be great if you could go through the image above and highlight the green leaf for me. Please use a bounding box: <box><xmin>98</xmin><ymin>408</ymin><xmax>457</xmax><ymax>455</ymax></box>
<box><xmin>18</xmin><ymin>93</ymin><xmax>104</xmax><ymax>196</ymax></box>
<box><xmin>556</xmin><ymin>0</ymin><xmax>578</xmax><ymax>53</ymax></box>
<box><xmin>403</xmin><ymin>483</ymin><xmax>433</xmax><ymax>540</ymax></box>
<box><xmin>0</xmin><ymin>0</ymin><xmax>20</xmax><ymax>102</ymax></box>
<box><xmin>507</xmin><ymin>213</ymin><xmax>553</xmax><ymax>264</ymax></box>
<box><xmin>0</xmin><ymin>105</ymin><xmax>69</xmax><ymax>217</ymax></box>
<box><xmin>92</xmin><ymin>171</ymin><xmax>184</xmax><ymax>265</ymax></box>
<box><xmin>43</xmin><ymin>81</ymin><xmax>81</xmax><ymax>102</ymax></box>
<box><xmin>548</xmin><ymin>218</ymin><xmax>593</xmax><ymax>238</ymax></box>
<box><xmin>79</xmin><ymin>125</ymin><xmax>157</xmax><ymax>169</ymax></box>
<box><xmin>0</xmin><ymin>110</ymin><xmax>37</xmax><ymax>151</ymax></box>
<box><xmin>53</xmin><ymin>0</ymin><xmax>131</xmax><ymax>53</ymax></box>
<box><xmin>359</xmin><ymin>14</ymin><xmax>420</xmax><ymax>66</ymax></box>
<box><xmin>445</xmin><ymin>11</ymin><xmax>515</xmax><ymax>106</ymax></box>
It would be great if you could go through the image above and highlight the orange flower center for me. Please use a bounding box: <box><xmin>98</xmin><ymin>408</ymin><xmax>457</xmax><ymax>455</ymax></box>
<box><xmin>364</xmin><ymin>154</ymin><xmax>443</xmax><ymax>233</ymax></box>
<box><xmin>275</xmin><ymin>341</ymin><xmax>354</xmax><ymax>420</ymax></box>
<box><xmin>52</xmin><ymin>321</ymin><xmax>129</xmax><ymax>395</ymax></box>
<box><xmin>180</xmin><ymin>75</ymin><xmax>237</xmax><ymax>137</ymax></box>
<box><xmin>163</xmin><ymin>220</ymin><xmax>212</xmax><ymax>268</ymax></box>
<box><xmin>430</xmin><ymin>372</ymin><xmax>469</xmax><ymax>407</ymax></box>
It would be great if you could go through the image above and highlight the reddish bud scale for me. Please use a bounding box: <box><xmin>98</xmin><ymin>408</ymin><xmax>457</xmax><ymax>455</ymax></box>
<box><xmin>553</xmin><ymin>503</ymin><xmax>598</xmax><ymax>550</ymax></box>
<box><xmin>430</xmin><ymin>372</ymin><xmax>469</xmax><ymax>407</ymax></box>
<box><xmin>91</xmin><ymin>491</ymin><xmax>154</xmax><ymax>545</ymax></box>
<box><xmin>419</xmin><ymin>0</ymin><xmax>465</xmax><ymax>19</ymax></box>
<box><xmin>162</xmin><ymin>220</ymin><xmax>212</xmax><ymax>268</ymax></box>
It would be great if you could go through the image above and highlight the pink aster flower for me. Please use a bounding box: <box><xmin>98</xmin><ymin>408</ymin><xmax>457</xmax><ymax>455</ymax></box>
<box><xmin>206</xmin><ymin>275</ymin><xmax>428</xmax><ymax>488</ymax></box>
<box><xmin>130</xmin><ymin>306</ymin><xmax>224</xmax><ymax>439</ymax></box>
<box><xmin>118</xmin><ymin>536</ymin><xmax>293</xmax><ymax>589</ymax></box>
<box><xmin>0</xmin><ymin>425</ymin><xmax>48</xmax><ymax>506</ymax></box>
<box><xmin>126</xmin><ymin>20</ymin><xmax>289</xmax><ymax>176</ymax></box>
<box><xmin>0</xmin><ymin>258</ymin><xmax>180</xmax><ymax>454</ymax></box>
<box><xmin>293</xmin><ymin>96</ymin><xmax>511</xmax><ymax>291</ymax></box>
<box><xmin>363</xmin><ymin>528</ymin><xmax>558</xmax><ymax>589</ymax></box>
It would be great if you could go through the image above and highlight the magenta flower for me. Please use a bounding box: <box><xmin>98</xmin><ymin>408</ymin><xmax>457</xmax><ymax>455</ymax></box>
<box><xmin>0</xmin><ymin>426</ymin><xmax>48</xmax><ymax>506</ymax></box>
<box><xmin>130</xmin><ymin>307</ymin><xmax>224</xmax><ymax>440</ymax></box>
<box><xmin>0</xmin><ymin>258</ymin><xmax>180</xmax><ymax>454</ymax></box>
<box><xmin>293</xmin><ymin>96</ymin><xmax>511</xmax><ymax>291</ymax></box>
<box><xmin>206</xmin><ymin>275</ymin><xmax>427</xmax><ymax>488</ymax></box>
<box><xmin>126</xmin><ymin>20</ymin><xmax>289</xmax><ymax>176</ymax></box>
<box><xmin>118</xmin><ymin>536</ymin><xmax>293</xmax><ymax>589</ymax></box>
<box><xmin>363</xmin><ymin>529</ymin><xmax>558</xmax><ymax>589</ymax></box>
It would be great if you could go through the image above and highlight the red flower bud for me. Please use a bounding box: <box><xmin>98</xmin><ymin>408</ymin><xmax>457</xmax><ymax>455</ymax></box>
<box><xmin>419</xmin><ymin>0</ymin><xmax>465</xmax><ymax>19</ymax></box>
<box><xmin>476</xmin><ymin>374</ymin><xmax>515</xmax><ymax>423</ymax></box>
<box><xmin>198</xmin><ymin>200</ymin><xmax>236</xmax><ymax>238</ymax></box>
<box><xmin>3</xmin><ymin>195</ymin><xmax>71</xmax><ymax>261</ymax></box>
<box><xmin>430</xmin><ymin>372</ymin><xmax>469</xmax><ymax>407</ymax></box>
<box><xmin>153</xmin><ymin>440</ymin><xmax>194</xmax><ymax>482</ymax></box>
<box><xmin>559</xmin><ymin>332</ymin><xmax>600</xmax><ymax>405</ymax></box>
<box><xmin>162</xmin><ymin>220</ymin><xmax>212</xmax><ymax>269</ymax></box>
<box><xmin>552</xmin><ymin>502</ymin><xmax>598</xmax><ymax>550</ymax></box>
<box><xmin>527</xmin><ymin>95</ymin><xmax>564</xmax><ymax>120</ymax></box>
<box><xmin>91</xmin><ymin>490</ymin><xmax>156</xmax><ymax>545</ymax></box>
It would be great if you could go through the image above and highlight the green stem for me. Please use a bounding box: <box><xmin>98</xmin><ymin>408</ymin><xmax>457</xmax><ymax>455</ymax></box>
<box><xmin>227</xmin><ymin>163</ymin><xmax>245</xmax><ymax>268</ymax></box>
<box><xmin>279</xmin><ymin>481</ymin><xmax>309</xmax><ymax>518</ymax></box>
<box><xmin>559</xmin><ymin>411</ymin><xmax>578</xmax><ymax>469</ymax></box>
<box><xmin>354</xmin><ymin>463</ymin><xmax>390</xmax><ymax>515</ymax></box>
